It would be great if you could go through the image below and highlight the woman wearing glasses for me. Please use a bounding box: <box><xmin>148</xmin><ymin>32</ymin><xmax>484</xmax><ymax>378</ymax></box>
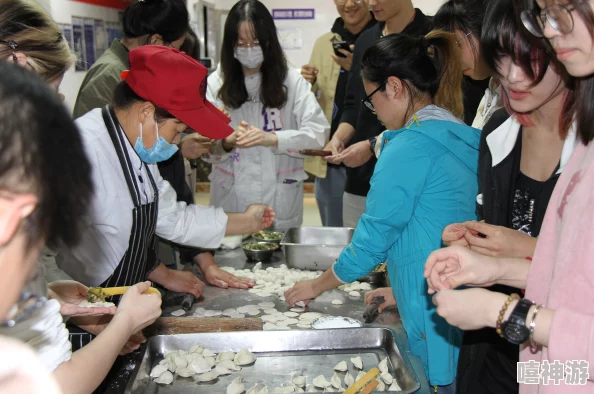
<box><xmin>286</xmin><ymin>31</ymin><xmax>480</xmax><ymax>393</ymax></box>
<box><xmin>204</xmin><ymin>0</ymin><xmax>328</xmax><ymax>230</ymax></box>
<box><xmin>440</xmin><ymin>0</ymin><xmax>576</xmax><ymax>392</ymax></box>
<box><xmin>424</xmin><ymin>0</ymin><xmax>594</xmax><ymax>392</ymax></box>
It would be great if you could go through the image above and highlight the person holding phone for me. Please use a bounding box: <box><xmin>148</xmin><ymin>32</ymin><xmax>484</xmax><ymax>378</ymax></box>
<box><xmin>322</xmin><ymin>0</ymin><xmax>432</xmax><ymax>228</ymax></box>
<box><xmin>301</xmin><ymin>0</ymin><xmax>376</xmax><ymax>227</ymax></box>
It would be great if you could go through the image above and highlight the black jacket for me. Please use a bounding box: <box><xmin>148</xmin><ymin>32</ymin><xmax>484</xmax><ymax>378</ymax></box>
<box><xmin>458</xmin><ymin>108</ymin><xmax>563</xmax><ymax>394</ymax></box>
<box><xmin>340</xmin><ymin>10</ymin><xmax>433</xmax><ymax>197</ymax></box>
<box><xmin>478</xmin><ymin>109</ymin><xmax>559</xmax><ymax>234</ymax></box>
<box><xmin>157</xmin><ymin>150</ymin><xmax>213</xmax><ymax>263</ymax></box>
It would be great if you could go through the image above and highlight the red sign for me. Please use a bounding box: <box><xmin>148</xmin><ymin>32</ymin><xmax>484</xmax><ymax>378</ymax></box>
<box><xmin>71</xmin><ymin>0</ymin><xmax>134</xmax><ymax>10</ymax></box>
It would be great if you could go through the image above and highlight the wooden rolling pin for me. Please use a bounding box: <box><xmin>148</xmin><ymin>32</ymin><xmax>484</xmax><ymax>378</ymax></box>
<box><xmin>144</xmin><ymin>317</ymin><xmax>263</xmax><ymax>337</ymax></box>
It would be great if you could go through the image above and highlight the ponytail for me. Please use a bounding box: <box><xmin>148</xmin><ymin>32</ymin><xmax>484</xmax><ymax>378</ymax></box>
<box><xmin>361</xmin><ymin>30</ymin><xmax>464</xmax><ymax>120</ymax></box>
<box><xmin>424</xmin><ymin>30</ymin><xmax>464</xmax><ymax>118</ymax></box>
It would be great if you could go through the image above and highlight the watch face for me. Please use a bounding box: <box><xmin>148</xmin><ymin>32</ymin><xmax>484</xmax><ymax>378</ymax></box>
<box><xmin>503</xmin><ymin>322</ymin><xmax>530</xmax><ymax>344</ymax></box>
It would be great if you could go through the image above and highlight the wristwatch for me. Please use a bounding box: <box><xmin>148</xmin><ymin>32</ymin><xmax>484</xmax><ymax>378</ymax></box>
<box><xmin>368</xmin><ymin>136</ymin><xmax>377</xmax><ymax>154</ymax></box>
<box><xmin>501</xmin><ymin>298</ymin><xmax>533</xmax><ymax>344</ymax></box>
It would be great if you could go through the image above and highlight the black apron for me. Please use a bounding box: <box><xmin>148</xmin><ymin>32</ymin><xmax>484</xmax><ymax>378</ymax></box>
<box><xmin>68</xmin><ymin>106</ymin><xmax>159</xmax><ymax>352</ymax></box>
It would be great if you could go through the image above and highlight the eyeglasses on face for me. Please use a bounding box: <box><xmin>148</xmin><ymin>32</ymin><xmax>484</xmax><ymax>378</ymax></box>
<box><xmin>521</xmin><ymin>3</ymin><xmax>576</xmax><ymax>38</ymax></box>
<box><xmin>362</xmin><ymin>84</ymin><xmax>383</xmax><ymax>113</ymax></box>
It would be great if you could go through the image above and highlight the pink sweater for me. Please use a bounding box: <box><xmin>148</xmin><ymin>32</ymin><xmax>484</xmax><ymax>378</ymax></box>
<box><xmin>521</xmin><ymin>140</ymin><xmax>594</xmax><ymax>393</ymax></box>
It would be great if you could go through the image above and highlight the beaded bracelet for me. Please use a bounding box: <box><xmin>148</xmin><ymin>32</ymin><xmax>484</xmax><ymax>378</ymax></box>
<box><xmin>496</xmin><ymin>293</ymin><xmax>520</xmax><ymax>338</ymax></box>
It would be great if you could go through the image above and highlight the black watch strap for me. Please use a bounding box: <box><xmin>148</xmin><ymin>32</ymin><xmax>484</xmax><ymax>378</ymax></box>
<box><xmin>502</xmin><ymin>298</ymin><xmax>533</xmax><ymax>344</ymax></box>
<box><xmin>368</xmin><ymin>136</ymin><xmax>377</xmax><ymax>154</ymax></box>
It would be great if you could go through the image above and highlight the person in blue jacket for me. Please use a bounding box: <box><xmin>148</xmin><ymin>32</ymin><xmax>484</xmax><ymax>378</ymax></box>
<box><xmin>285</xmin><ymin>30</ymin><xmax>481</xmax><ymax>393</ymax></box>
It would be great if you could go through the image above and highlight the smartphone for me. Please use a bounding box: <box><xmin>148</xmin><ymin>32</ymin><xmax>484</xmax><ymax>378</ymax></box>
<box><xmin>332</xmin><ymin>41</ymin><xmax>351</xmax><ymax>58</ymax></box>
<box><xmin>199</xmin><ymin>57</ymin><xmax>213</xmax><ymax>70</ymax></box>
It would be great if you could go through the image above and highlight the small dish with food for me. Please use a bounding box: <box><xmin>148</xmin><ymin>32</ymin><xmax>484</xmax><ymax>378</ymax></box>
<box><xmin>241</xmin><ymin>241</ymin><xmax>279</xmax><ymax>261</ymax></box>
<box><xmin>252</xmin><ymin>230</ymin><xmax>284</xmax><ymax>244</ymax></box>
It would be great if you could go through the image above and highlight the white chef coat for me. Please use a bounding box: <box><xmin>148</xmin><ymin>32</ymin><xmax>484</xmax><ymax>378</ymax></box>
<box><xmin>56</xmin><ymin>108</ymin><xmax>229</xmax><ymax>286</ymax></box>
<box><xmin>204</xmin><ymin>68</ymin><xmax>329</xmax><ymax>229</ymax></box>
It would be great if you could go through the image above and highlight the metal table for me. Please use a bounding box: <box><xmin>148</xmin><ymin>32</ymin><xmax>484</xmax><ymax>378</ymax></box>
<box><xmin>163</xmin><ymin>249</ymin><xmax>432</xmax><ymax>394</ymax></box>
<box><xmin>105</xmin><ymin>248</ymin><xmax>432</xmax><ymax>393</ymax></box>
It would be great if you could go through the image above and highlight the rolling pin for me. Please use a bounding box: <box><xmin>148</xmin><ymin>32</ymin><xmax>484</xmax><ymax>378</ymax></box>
<box><xmin>143</xmin><ymin>317</ymin><xmax>263</xmax><ymax>337</ymax></box>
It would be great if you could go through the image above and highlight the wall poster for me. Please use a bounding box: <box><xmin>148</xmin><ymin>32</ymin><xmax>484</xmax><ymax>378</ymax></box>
<box><xmin>72</xmin><ymin>16</ymin><xmax>85</xmax><ymax>71</ymax></box>
<box><xmin>83</xmin><ymin>18</ymin><xmax>96</xmax><ymax>68</ymax></box>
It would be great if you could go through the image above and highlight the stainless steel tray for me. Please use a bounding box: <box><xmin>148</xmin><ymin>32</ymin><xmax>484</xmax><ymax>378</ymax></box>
<box><xmin>126</xmin><ymin>328</ymin><xmax>420</xmax><ymax>393</ymax></box>
<box><xmin>280</xmin><ymin>227</ymin><xmax>354</xmax><ymax>270</ymax></box>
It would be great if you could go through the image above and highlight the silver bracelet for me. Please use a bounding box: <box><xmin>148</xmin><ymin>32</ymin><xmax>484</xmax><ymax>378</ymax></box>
<box><xmin>529</xmin><ymin>304</ymin><xmax>542</xmax><ymax>352</ymax></box>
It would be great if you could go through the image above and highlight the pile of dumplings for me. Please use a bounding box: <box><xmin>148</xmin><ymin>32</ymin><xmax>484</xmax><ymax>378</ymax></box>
<box><xmin>221</xmin><ymin>263</ymin><xmax>324</xmax><ymax>300</ymax></box>
<box><xmin>149</xmin><ymin>344</ymin><xmax>256</xmax><ymax>386</ymax></box>
<box><xmin>337</xmin><ymin>281</ymin><xmax>372</xmax><ymax>299</ymax></box>
<box><xmin>150</xmin><ymin>349</ymin><xmax>402</xmax><ymax>393</ymax></box>
<box><xmin>296</xmin><ymin>357</ymin><xmax>401</xmax><ymax>392</ymax></box>
<box><xmin>176</xmin><ymin>299</ymin><xmax>328</xmax><ymax>331</ymax></box>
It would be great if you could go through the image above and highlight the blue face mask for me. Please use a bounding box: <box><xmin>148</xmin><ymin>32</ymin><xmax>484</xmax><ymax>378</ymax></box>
<box><xmin>134</xmin><ymin>121</ymin><xmax>178</xmax><ymax>163</ymax></box>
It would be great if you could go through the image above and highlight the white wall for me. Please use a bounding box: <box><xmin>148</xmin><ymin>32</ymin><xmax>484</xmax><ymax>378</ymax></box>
<box><xmin>48</xmin><ymin>0</ymin><xmax>445</xmax><ymax>112</ymax></box>
<box><xmin>43</xmin><ymin>0</ymin><xmax>121</xmax><ymax>112</ymax></box>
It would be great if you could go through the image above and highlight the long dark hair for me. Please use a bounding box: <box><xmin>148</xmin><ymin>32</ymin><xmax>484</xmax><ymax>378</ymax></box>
<box><xmin>218</xmin><ymin>0</ymin><xmax>288</xmax><ymax>109</ymax></box>
<box><xmin>484</xmin><ymin>0</ymin><xmax>575</xmax><ymax>138</ymax></box>
<box><xmin>180</xmin><ymin>28</ymin><xmax>200</xmax><ymax>60</ymax></box>
<box><xmin>122</xmin><ymin>0</ymin><xmax>188</xmax><ymax>45</ymax></box>
<box><xmin>433</xmin><ymin>0</ymin><xmax>487</xmax><ymax>66</ymax></box>
<box><xmin>361</xmin><ymin>30</ymin><xmax>464</xmax><ymax>121</ymax></box>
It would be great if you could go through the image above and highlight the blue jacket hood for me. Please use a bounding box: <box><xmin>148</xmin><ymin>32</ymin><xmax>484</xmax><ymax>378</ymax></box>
<box><xmin>383</xmin><ymin>105</ymin><xmax>480</xmax><ymax>175</ymax></box>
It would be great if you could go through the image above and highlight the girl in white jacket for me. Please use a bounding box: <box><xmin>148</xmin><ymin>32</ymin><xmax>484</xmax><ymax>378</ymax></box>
<box><xmin>204</xmin><ymin>0</ymin><xmax>329</xmax><ymax>229</ymax></box>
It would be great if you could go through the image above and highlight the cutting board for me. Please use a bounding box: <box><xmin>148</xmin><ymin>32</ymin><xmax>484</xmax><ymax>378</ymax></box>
<box><xmin>144</xmin><ymin>317</ymin><xmax>263</xmax><ymax>337</ymax></box>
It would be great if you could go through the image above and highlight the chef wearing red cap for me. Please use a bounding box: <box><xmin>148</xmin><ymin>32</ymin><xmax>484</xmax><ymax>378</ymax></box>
<box><xmin>57</xmin><ymin>46</ymin><xmax>275</xmax><ymax>349</ymax></box>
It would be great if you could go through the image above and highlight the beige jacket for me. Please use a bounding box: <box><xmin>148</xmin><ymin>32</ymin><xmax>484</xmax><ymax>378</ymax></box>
<box><xmin>304</xmin><ymin>32</ymin><xmax>342</xmax><ymax>178</ymax></box>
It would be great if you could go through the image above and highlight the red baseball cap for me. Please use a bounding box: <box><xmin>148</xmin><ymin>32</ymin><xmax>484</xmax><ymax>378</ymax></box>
<box><xmin>123</xmin><ymin>46</ymin><xmax>232</xmax><ymax>140</ymax></box>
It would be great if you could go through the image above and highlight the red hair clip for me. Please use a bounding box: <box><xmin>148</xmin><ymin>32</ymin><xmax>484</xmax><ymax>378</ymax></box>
<box><xmin>120</xmin><ymin>70</ymin><xmax>130</xmax><ymax>80</ymax></box>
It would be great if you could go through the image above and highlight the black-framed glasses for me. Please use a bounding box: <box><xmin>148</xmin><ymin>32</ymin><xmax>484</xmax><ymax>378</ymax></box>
<box><xmin>362</xmin><ymin>84</ymin><xmax>383</xmax><ymax>113</ymax></box>
<box><xmin>521</xmin><ymin>3</ymin><xmax>576</xmax><ymax>38</ymax></box>
<box><xmin>0</xmin><ymin>39</ymin><xmax>18</xmax><ymax>63</ymax></box>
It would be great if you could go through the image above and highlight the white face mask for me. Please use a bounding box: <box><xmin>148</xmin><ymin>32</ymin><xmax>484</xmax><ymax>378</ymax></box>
<box><xmin>234</xmin><ymin>46</ymin><xmax>264</xmax><ymax>69</ymax></box>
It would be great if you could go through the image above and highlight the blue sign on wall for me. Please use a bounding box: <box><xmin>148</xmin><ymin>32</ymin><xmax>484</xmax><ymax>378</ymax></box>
<box><xmin>272</xmin><ymin>9</ymin><xmax>315</xmax><ymax>20</ymax></box>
